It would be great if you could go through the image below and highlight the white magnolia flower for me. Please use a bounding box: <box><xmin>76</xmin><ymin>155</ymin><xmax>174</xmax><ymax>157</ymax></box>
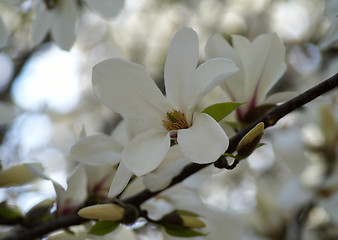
<box><xmin>142</xmin><ymin>185</ymin><xmax>243</xmax><ymax>240</ymax></box>
<box><xmin>319</xmin><ymin>0</ymin><xmax>338</xmax><ymax>50</ymax></box>
<box><xmin>0</xmin><ymin>15</ymin><xmax>9</xmax><ymax>48</ymax></box>
<box><xmin>206</xmin><ymin>33</ymin><xmax>294</xmax><ymax>123</ymax></box>
<box><xmin>31</xmin><ymin>0</ymin><xmax>78</xmax><ymax>50</ymax></box>
<box><xmin>31</xmin><ymin>0</ymin><xmax>125</xmax><ymax>50</ymax></box>
<box><xmin>27</xmin><ymin>164</ymin><xmax>87</xmax><ymax>216</ymax></box>
<box><xmin>93</xmin><ymin>27</ymin><xmax>238</xmax><ymax>177</ymax></box>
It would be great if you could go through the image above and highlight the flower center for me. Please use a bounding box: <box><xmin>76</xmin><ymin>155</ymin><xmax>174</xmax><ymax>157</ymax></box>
<box><xmin>162</xmin><ymin>110</ymin><xmax>189</xmax><ymax>131</ymax></box>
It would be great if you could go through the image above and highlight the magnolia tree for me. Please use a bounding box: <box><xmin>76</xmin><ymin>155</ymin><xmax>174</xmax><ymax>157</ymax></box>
<box><xmin>0</xmin><ymin>0</ymin><xmax>337</xmax><ymax>240</ymax></box>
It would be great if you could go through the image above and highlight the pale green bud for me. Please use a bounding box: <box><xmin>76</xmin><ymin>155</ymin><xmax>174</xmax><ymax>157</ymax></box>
<box><xmin>237</xmin><ymin>122</ymin><xmax>264</xmax><ymax>158</ymax></box>
<box><xmin>78</xmin><ymin>204</ymin><xmax>124</xmax><ymax>221</ymax></box>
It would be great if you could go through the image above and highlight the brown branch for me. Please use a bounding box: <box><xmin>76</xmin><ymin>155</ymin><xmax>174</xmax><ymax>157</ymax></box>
<box><xmin>2</xmin><ymin>72</ymin><xmax>338</xmax><ymax>240</ymax></box>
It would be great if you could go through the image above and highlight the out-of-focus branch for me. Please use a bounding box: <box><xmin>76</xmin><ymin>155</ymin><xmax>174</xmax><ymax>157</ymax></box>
<box><xmin>2</xmin><ymin>72</ymin><xmax>338</xmax><ymax>240</ymax></box>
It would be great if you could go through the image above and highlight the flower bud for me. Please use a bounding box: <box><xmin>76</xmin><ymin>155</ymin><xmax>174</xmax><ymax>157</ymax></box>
<box><xmin>160</xmin><ymin>211</ymin><xmax>206</xmax><ymax>229</ymax></box>
<box><xmin>180</xmin><ymin>215</ymin><xmax>206</xmax><ymax>229</ymax></box>
<box><xmin>78</xmin><ymin>204</ymin><xmax>124</xmax><ymax>221</ymax></box>
<box><xmin>237</xmin><ymin>122</ymin><xmax>264</xmax><ymax>159</ymax></box>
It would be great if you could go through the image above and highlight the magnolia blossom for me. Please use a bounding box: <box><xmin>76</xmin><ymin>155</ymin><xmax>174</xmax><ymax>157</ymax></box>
<box><xmin>319</xmin><ymin>0</ymin><xmax>338</xmax><ymax>50</ymax></box>
<box><xmin>31</xmin><ymin>0</ymin><xmax>124</xmax><ymax>50</ymax></box>
<box><xmin>31</xmin><ymin>0</ymin><xmax>78</xmax><ymax>50</ymax></box>
<box><xmin>142</xmin><ymin>185</ymin><xmax>243</xmax><ymax>240</ymax></box>
<box><xmin>92</xmin><ymin>27</ymin><xmax>238</xmax><ymax>177</ymax></box>
<box><xmin>205</xmin><ymin>33</ymin><xmax>294</xmax><ymax>123</ymax></box>
<box><xmin>27</xmin><ymin>164</ymin><xmax>87</xmax><ymax>216</ymax></box>
<box><xmin>0</xmin><ymin>16</ymin><xmax>9</xmax><ymax>48</ymax></box>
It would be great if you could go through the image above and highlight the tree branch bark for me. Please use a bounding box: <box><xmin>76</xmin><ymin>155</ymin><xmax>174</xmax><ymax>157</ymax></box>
<box><xmin>2</xmin><ymin>72</ymin><xmax>338</xmax><ymax>240</ymax></box>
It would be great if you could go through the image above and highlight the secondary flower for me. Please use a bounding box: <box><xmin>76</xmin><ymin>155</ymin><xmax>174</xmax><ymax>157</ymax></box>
<box><xmin>31</xmin><ymin>0</ymin><xmax>125</xmax><ymax>50</ymax></box>
<box><xmin>92</xmin><ymin>27</ymin><xmax>238</xmax><ymax>176</ymax></box>
<box><xmin>206</xmin><ymin>33</ymin><xmax>294</xmax><ymax>123</ymax></box>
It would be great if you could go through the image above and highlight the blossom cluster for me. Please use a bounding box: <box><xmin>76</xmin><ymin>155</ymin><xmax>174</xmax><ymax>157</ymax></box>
<box><xmin>0</xmin><ymin>1</ymin><xmax>337</xmax><ymax>239</ymax></box>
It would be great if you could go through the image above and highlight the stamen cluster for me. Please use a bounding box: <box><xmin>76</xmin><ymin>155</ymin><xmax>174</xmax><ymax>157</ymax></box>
<box><xmin>163</xmin><ymin>110</ymin><xmax>190</xmax><ymax>131</ymax></box>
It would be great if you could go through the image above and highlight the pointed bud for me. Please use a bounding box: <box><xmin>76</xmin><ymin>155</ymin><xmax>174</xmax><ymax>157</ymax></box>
<box><xmin>237</xmin><ymin>122</ymin><xmax>264</xmax><ymax>159</ymax></box>
<box><xmin>78</xmin><ymin>204</ymin><xmax>124</xmax><ymax>221</ymax></box>
<box><xmin>181</xmin><ymin>215</ymin><xmax>206</xmax><ymax>229</ymax></box>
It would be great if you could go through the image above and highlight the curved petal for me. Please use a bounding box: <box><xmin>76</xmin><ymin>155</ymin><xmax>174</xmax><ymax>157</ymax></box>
<box><xmin>122</xmin><ymin>129</ymin><xmax>170</xmax><ymax>176</ymax></box>
<box><xmin>0</xmin><ymin>17</ymin><xmax>9</xmax><ymax>48</ymax></box>
<box><xmin>108</xmin><ymin>162</ymin><xmax>132</xmax><ymax>198</ymax></box>
<box><xmin>177</xmin><ymin>113</ymin><xmax>229</xmax><ymax>164</ymax></box>
<box><xmin>187</xmin><ymin>58</ymin><xmax>238</xmax><ymax>109</ymax></box>
<box><xmin>51</xmin><ymin>0</ymin><xmax>77</xmax><ymax>50</ymax></box>
<box><xmin>85</xmin><ymin>0</ymin><xmax>124</xmax><ymax>18</ymax></box>
<box><xmin>31</xmin><ymin>2</ymin><xmax>53</xmax><ymax>47</ymax></box>
<box><xmin>70</xmin><ymin>134</ymin><xmax>123</xmax><ymax>166</ymax></box>
<box><xmin>164</xmin><ymin>27</ymin><xmax>199</xmax><ymax>111</ymax></box>
<box><xmin>205</xmin><ymin>34</ymin><xmax>246</xmax><ymax>103</ymax></box>
<box><xmin>65</xmin><ymin>165</ymin><xmax>87</xmax><ymax>205</ymax></box>
<box><xmin>143</xmin><ymin>145</ymin><xmax>189</xmax><ymax>192</ymax></box>
<box><xmin>243</xmin><ymin>33</ymin><xmax>286</xmax><ymax>101</ymax></box>
<box><xmin>264</xmin><ymin>91</ymin><xmax>298</xmax><ymax>104</ymax></box>
<box><xmin>93</xmin><ymin>58</ymin><xmax>172</xmax><ymax>123</ymax></box>
<box><xmin>205</xmin><ymin>34</ymin><xmax>239</xmax><ymax>63</ymax></box>
<box><xmin>232</xmin><ymin>35</ymin><xmax>251</xmax><ymax>59</ymax></box>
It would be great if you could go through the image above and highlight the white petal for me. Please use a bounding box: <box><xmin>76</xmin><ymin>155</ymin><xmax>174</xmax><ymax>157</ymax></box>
<box><xmin>178</xmin><ymin>113</ymin><xmax>229</xmax><ymax>164</ymax></box>
<box><xmin>70</xmin><ymin>134</ymin><xmax>122</xmax><ymax>166</ymax></box>
<box><xmin>205</xmin><ymin>35</ymin><xmax>246</xmax><ymax>102</ymax></box>
<box><xmin>188</xmin><ymin>58</ymin><xmax>238</xmax><ymax>109</ymax></box>
<box><xmin>31</xmin><ymin>2</ymin><xmax>53</xmax><ymax>47</ymax></box>
<box><xmin>51</xmin><ymin>0</ymin><xmax>77</xmax><ymax>50</ymax></box>
<box><xmin>0</xmin><ymin>17</ymin><xmax>9</xmax><ymax>48</ymax></box>
<box><xmin>243</xmin><ymin>33</ymin><xmax>286</xmax><ymax>102</ymax></box>
<box><xmin>232</xmin><ymin>35</ymin><xmax>251</xmax><ymax>59</ymax></box>
<box><xmin>205</xmin><ymin>34</ymin><xmax>239</xmax><ymax>63</ymax></box>
<box><xmin>93</xmin><ymin>58</ymin><xmax>172</xmax><ymax>122</ymax></box>
<box><xmin>264</xmin><ymin>91</ymin><xmax>298</xmax><ymax>104</ymax></box>
<box><xmin>164</xmin><ymin>27</ymin><xmax>199</xmax><ymax>111</ymax></box>
<box><xmin>85</xmin><ymin>0</ymin><xmax>124</xmax><ymax>18</ymax></box>
<box><xmin>65</xmin><ymin>165</ymin><xmax>87</xmax><ymax>205</ymax></box>
<box><xmin>108</xmin><ymin>162</ymin><xmax>132</xmax><ymax>198</ymax></box>
<box><xmin>123</xmin><ymin>129</ymin><xmax>170</xmax><ymax>176</ymax></box>
<box><xmin>143</xmin><ymin>145</ymin><xmax>189</xmax><ymax>192</ymax></box>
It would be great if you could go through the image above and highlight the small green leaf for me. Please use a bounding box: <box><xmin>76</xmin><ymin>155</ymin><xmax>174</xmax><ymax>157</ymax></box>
<box><xmin>164</xmin><ymin>225</ymin><xmax>208</xmax><ymax>238</ymax></box>
<box><xmin>201</xmin><ymin>102</ymin><xmax>244</xmax><ymax>122</ymax></box>
<box><xmin>176</xmin><ymin>209</ymin><xmax>201</xmax><ymax>218</ymax></box>
<box><xmin>88</xmin><ymin>221</ymin><xmax>120</xmax><ymax>236</ymax></box>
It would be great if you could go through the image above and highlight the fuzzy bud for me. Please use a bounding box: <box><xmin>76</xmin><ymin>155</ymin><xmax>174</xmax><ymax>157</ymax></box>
<box><xmin>180</xmin><ymin>215</ymin><xmax>206</xmax><ymax>228</ymax></box>
<box><xmin>237</xmin><ymin>122</ymin><xmax>264</xmax><ymax>158</ymax></box>
<box><xmin>78</xmin><ymin>204</ymin><xmax>124</xmax><ymax>221</ymax></box>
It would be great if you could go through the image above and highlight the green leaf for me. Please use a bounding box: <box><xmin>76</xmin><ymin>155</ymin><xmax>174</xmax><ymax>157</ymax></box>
<box><xmin>164</xmin><ymin>225</ymin><xmax>208</xmax><ymax>238</ymax></box>
<box><xmin>201</xmin><ymin>102</ymin><xmax>244</xmax><ymax>122</ymax></box>
<box><xmin>88</xmin><ymin>221</ymin><xmax>120</xmax><ymax>236</ymax></box>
